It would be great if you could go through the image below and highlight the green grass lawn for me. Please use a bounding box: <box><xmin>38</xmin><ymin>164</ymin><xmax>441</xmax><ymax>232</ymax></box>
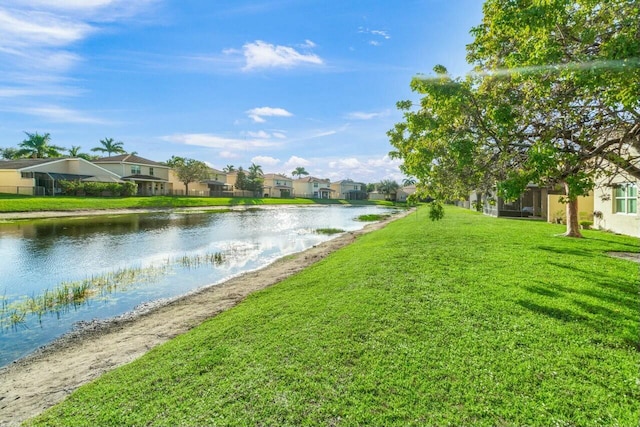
<box><xmin>0</xmin><ymin>194</ymin><xmax>395</xmax><ymax>213</ymax></box>
<box><xmin>27</xmin><ymin>206</ymin><xmax>640</xmax><ymax>426</ymax></box>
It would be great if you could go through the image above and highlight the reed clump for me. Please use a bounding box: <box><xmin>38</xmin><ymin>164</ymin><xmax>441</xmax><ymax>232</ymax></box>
<box><xmin>1</xmin><ymin>251</ymin><xmax>229</xmax><ymax>329</ymax></box>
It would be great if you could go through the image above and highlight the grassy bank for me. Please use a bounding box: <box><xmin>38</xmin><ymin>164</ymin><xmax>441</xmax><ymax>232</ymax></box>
<box><xmin>28</xmin><ymin>207</ymin><xmax>639</xmax><ymax>426</ymax></box>
<box><xmin>0</xmin><ymin>194</ymin><xmax>395</xmax><ymax>213</ymax></box>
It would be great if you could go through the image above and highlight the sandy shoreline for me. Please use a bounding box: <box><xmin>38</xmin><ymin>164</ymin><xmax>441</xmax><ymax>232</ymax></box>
<box><xmin>0</xmin><ymin>207</ymin><xmax>410</xmax><ymax>426</ymax></box>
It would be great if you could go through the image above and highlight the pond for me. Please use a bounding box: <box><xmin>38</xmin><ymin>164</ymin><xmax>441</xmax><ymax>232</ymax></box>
<box><xmin>0</xmin><ymin>205</ymin><xmax>396</xmax><ymax>367</ymax></box>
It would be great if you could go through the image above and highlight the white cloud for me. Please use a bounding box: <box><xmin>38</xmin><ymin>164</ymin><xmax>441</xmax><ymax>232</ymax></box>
<box><xmin>251</xmin><ymin>155</ymin><xmax>280</xmax><ymax>166</ymax></box>
<box><xmin>7</xmin><ymin>104</ymin><xmax>107</xmax><ymax>124</ymax></box>
<box><xmin>246</xmin><ymin>106</ymin><xmax>293</xmax><ymax>123</ymax></box>
<box><xmin>240</xmin><ymin>40</ymin><xmax>323</xmax><ymax>70</ymax></box>
<box><xmin>272</xmin><ymin>132</ymin><xmax>287</xmax><ymax>139</ymax></box>
<box><xmin>358</xmin><ymin>27</ymin><xmax>391</xmax><ymax>46</ymax></box>
<box><xmin>246</xmin><ymin>130</ymin><xmax>270</xmax><ymax>138</ymax></box>
<box><xmin>162</xmin><ymin>133</ymin><xmax>282</xmax><ymax>152</ymax></box>
<box><xmin>283</xmin><ymin>155</ymin><xmax>311</xmax><ymax>170</ymax></box>
<box><xmin>219</xmin><ymin>150</ymin><xmax>239</xmax><ymax>159</ymax></box>
<box><xmin>324</xmin><ymin>155</ymin><xmax>402</xmax><ymax>183</ymax></box>
<box><xmin>0</xmin><ymin>9</ymin><xmax>93</xmax><ymax>48</ymax></box>
<box><xmin>345</xmin><ymin>110</ymin><xmax>390</xmax><ymax>120</ymax></box>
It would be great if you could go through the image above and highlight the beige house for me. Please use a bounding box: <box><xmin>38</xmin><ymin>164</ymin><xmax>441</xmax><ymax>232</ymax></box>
<box><xmin>330</xmin><ymin>179</ymin><xmax>367</xmax><ymax>200</ymax></box>
<box><xmin>168</xmin><ymin>167</ymin><xmax>230</xmax><ymax>196</ymax></box>
<box><xmin>593</xmin><ymin>174</ymin><xmax>639</xmax><ymax>237</ymax></box>
<box><xmin>293</xmin><ymin>176</ymin><xmax>333</xmax><ymax>199</ymax></box>
<box><xmin>262</xmin><ymin>173</ymin><xmax>293</xmax><ymax>198</ymax></box>
<box><xmin>93</xmin><ymin>154</ymin><xmax>170</xmax><ymax>196</ymax></box>
<box><xmin>396</xmin><ymin>185</ymin><xmax>417</xmax><ymax>202</ymax></box>
<box><xmin>0</xmin><ymin>158</ymin><xmax>122</xmax><ymax>195</ymax></box>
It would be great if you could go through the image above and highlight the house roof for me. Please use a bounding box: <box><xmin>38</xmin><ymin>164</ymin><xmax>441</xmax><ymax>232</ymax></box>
<box><xmin>333</xmin><ymin>179</ymin><xmax>365</xmax><ymax>186</ymax></box>
<box><xmin>93</xmin><ymin>154</ymin><xmax>167</xmax><ymax>167</ymax></box>
<box><xmin>0</xmin><ymin>158</ymin><xmax>57</xmax><ymax>169</ymax></box>
<box><xmin>295</xmin><ymin>176</ymin><xmax>330</xmax><ymax>183</ymax></box>
<box><xmin>122</xmin><ymin>174</ymin><xmax>168</xmax><ymax>182</ymax></box>
<box><xmin>263</xmin><ymin>173</ymin><xmax>291</xmax><ymax>180</ymax></box>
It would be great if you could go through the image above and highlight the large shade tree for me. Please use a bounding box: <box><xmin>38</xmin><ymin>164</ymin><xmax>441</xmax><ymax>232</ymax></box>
<box><xmin>17</xmin><ymin>132</ymin><xmax>65</xmax><ymax>158</ymax></box>
<box><xmin>389</xmin><ymin>0</ymin><xmax>640</xmax><ymax>237</ymax></box>
<box><xmin>166</xmin><ymin>156</ymin><xmax>209</xmax><ymax>195</ymax></box>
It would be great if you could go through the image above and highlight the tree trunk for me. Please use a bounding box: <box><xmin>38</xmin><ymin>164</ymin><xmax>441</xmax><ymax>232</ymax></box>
<box><xmin>563</xmin><ymin>181</ymin><xmax>583</xmax><ymax>238</ymax></box>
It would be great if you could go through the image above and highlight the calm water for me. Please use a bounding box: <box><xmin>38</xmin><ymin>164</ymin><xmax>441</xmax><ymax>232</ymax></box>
<box><xmin>0</xmin><ymin>205</ymin><xmax>394</xmax><ymax>367</ymax></box>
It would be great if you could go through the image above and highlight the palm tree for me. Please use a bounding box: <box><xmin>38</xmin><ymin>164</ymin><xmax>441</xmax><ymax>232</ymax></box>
<box><xmin>16</xmin><ymin>132</ymin><xmax>64</xmax><ymax>158</ymax></box>
<box><xmin>223</xmin><ymin>165</ymin><xmax>235</xmax><ymax>173</ymax></box>
<box><xmin>91</xmin><ymin>137</ymin><xmax>125</xmax><ymax>157</ymax></box>
<box><xmin>68</xmin><ymin>145</ymin><xmax>82</xmax><ymax>157</ymax></box>
<box><xmin>248</xmin><ymin>163</ymin><xmax>263</xmax><ymax>176</ymax></box>
<box><xmin>291</xmin><ymin>166</ymin><xmax>309</xmax><ymax>178</ymax></box>
<box><xmin>378</xmin><ymin>179</ymin><xmax>400</xmax><ymax>201</ymax></box>
<box><xmin>402</xmin><ymin>177</ymin><xmax>417</xmax><ymax>186</ymax></box>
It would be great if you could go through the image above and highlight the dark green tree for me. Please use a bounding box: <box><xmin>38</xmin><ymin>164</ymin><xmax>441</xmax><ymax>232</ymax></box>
<box><xmin>16</xmin><ymin>132</ymin><xmax>65</xmax><ymax>158</ymax></box>
<box><xmin>166</xmin><ymin>156</ymin><xmax>209</xmax><ymax>196</ymax></box>
<box><xmin>91</xmin><ymin>137</ymin><xmax>125</xmax><ymax>157</ymax></box>
<box><xmin>390</xmin><ymin>0</ymin><xmax>640</xmax><ymax>237</ymax></box>
<box><xmin>291</xmin><ymin>166</ymin><xmax>309</xmax><ymax>178</ymax></box>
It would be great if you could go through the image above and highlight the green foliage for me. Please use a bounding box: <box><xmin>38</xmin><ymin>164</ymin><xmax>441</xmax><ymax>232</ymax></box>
<box><xmin>27</xmin><ymin>207</ymin><xmax>640</xmax><ymax>426</ymax></box>
<box><xmin>390</xmin><ymin>0</ymin><xmax>640</xmax><ymax>235</ymax></box>
<box><xmin>58</xmin><ymin>180</ymin><xmax>137</xmax><ymax>197</ymax></box>
<box><xmin>428</xmin><ymin>201</ymin><xmax>444</xmax><ymax>221</ymax></box>
<box><xmin>91</xmin><ymin>138</ymin><xmax>125</xmax><ymax>157</ymax></box>
<box><xmin>291</xmin><ymin>166</ymin><xmax>309</xmax><ymax>178</ymax></box>
<box><xmin>166</xmin><ymin>156</ymin><xmax>209</xmax><ymax>194</ymax></box>
<box><xmin>314</xmin><ymin>228</ymin><xmax>345</xmax><ymax>235</ymax></box>
<box><xmin>16</xmin><ymin>132</ymin><xmax>65</xmax><ymax>159</ymax></box>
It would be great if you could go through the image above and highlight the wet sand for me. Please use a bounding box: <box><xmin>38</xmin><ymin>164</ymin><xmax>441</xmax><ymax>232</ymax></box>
<box><xmin>0</xmin><ymin>208</ymin><xmax>410</xmax><ymax>426</ymax></box>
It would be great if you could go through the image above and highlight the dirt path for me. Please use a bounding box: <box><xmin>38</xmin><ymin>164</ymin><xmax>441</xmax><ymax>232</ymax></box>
<box><xmin>0</xmin><ymin>209</ymin><xmax>410</xmax><ymax>426</ymax></box>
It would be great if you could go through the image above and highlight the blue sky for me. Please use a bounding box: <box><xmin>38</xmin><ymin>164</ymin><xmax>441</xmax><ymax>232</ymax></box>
<box><xmin>0</xmin><ymin>0</ymin><xmax>484</xmax><ymax>183</ymax></box>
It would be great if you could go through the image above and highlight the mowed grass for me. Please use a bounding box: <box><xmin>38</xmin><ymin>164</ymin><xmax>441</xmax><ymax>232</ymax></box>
<box><xmin>0</xmin><ymin>194</ymin><xmax>394</xmax><ymax>213</ymax></box>
<box><xmin>27</xmin><ymin>207</ymin><xmax>639</xmax><ymax>426</ymax></box>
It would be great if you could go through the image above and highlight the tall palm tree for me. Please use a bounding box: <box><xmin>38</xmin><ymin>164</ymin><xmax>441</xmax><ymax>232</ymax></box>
<box><xmin>16</xmin><ymin>132</ymin><xmax>64</xmax><ymax>158</ymax></box>
<box><xmin>248</xmin><ymin>163</ymin><xmax>263</xmax><ymax>176</ymax></box>
<box><xmin>223</xmin><ymin>165</ymin><xmax>235</xmax><ymax>173</ymax></box>
<box><xmin>291</xmin><ymin>166</ymin><xmax>309</xmax><ymax>178</ymax></box>
<box><xmin>402</xmin><ymin>177</ymin><xmax>417</xmax><ymax>186</ymax></box>
<box><xmin>91</xmin><ymin>137</ymin><xmax>125</xmax><ymax>157</ymax></box>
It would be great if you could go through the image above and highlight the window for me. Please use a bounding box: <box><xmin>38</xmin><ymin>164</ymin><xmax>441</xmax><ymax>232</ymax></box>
<box><xmin>313</xmin><ymin>182</ymin><xmax>318</xmax><ymax>188</ymax></box>
<box><xmin>131</xmin><ymin>165</ymin><xmax>141</xmax><ymax>175</ymax></box>
<box><xmin>149</xmin><ymin>167</ymin><xmax>154</xmax><ymax>176</ymax></box>
<box><xmin>615</xmin><ymin>183</ymin><xmax>637</xmax><ymax>214</ymax></box>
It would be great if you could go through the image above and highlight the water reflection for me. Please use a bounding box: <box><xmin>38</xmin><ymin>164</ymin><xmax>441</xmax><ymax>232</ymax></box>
<box><xmin>0</xmin><ymin>205</ymin><xmax>395</xmax><ymax>367</ymax></box>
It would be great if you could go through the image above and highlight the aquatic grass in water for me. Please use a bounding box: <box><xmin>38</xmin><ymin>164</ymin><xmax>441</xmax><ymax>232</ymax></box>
<box><xmin>356</xmin><ymin>213</ymin><xmax>391</xmax><ymax>221</ymax></box>
<box><xmin>315</xmin><ymin>228</ymin><xmax>345</xmax><ymax>235</ymax></box>
<box><xmin>0</xmin><ymin>252</ymin><xmax>229</xmax><ymax>329</ymax></box>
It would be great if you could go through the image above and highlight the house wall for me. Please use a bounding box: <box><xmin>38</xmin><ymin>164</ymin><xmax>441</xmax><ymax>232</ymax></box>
<box><xmin>593</xmin><ymin>178</ymin><xmax>640</xmax><ymax>237</ymax></box>
<box><xmin>0</xmin><ymin>170</ymin><xmax>33</xmax><ymax>193</ymax></box>
<box><xmin>547</xmin><ymin>193</ymin><xmax>594</xmax><ymax>224</ymax></box>
<box><xmin>293</xmin><ymin>179</ymin><xmax>332</xmax><ymax>198</ymax></box>
<box><xmin>95</xmin><ymin>162</ymin><xmax>169</xmax><ymax>180</ymax></box>
<box><xmin>168</xmin><ymin>170</ymin><xmax>209</xmax><ymax>195</ymax></box>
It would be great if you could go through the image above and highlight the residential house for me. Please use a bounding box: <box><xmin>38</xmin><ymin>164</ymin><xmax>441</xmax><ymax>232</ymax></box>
<box><xmin>470</xmin><ymin>185</ymin><xmax>549</xmax><ymax>218</ymax></box>
<box><xmin>0</xmin><ymin>158</ymin><xmax>123</xmax><ymax>196</ymax></box>
<box><xmin>330</xmin><ymin>179</ymin><xmax>368</xmax><ymax>200</ymax></box>
<box><xmin>169</xmin><ymin>167</ymin><xmax>230</xmax><ymax>196</ymax></box>
<box><xmin>262</xmin><ymin>173</ymin><xmax>293</xmax><ymax>198</ymax></box>
<box><xmin>396</xmin><ymin>185</ymin><xmax>417</xmax><ymax>202</ymax></box>
<box><xmin>593</xmin><ymin>174</ymin><xmax>639</xmax><ymax>237</ymax></box>
<box><xmin>93</xmin><ymin>154</ymin><xmax>170</xmax><ymax>196</ymax></box>
<box><xmin>293</xmin><ymin>176</ymin><xmax>333</xmax><ymax>199</ymax></box>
